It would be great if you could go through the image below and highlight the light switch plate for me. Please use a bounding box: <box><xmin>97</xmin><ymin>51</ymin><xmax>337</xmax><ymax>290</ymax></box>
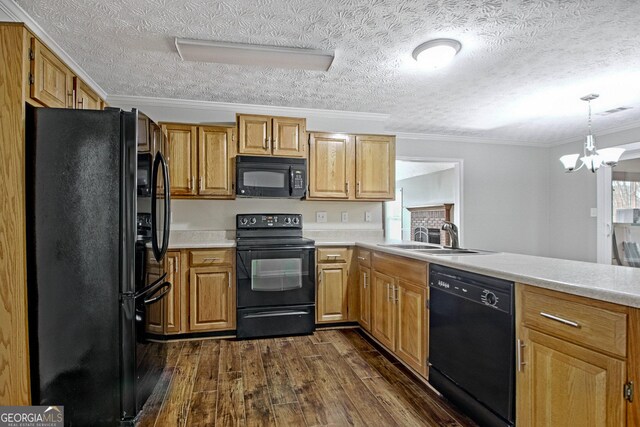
<box><xmin>365</xmin><ymin>211</ymin><xmax>372</xmax><ymax>222</ymax></box>
<box><xmin>341</xmin><ymin>212</ymin><xmax>348</xmax><ymax>222</ymax></box>
<box><xmin>316</xmin><ymin>211</ymin><xmax>327</xmax><ymax>223</ymax></box>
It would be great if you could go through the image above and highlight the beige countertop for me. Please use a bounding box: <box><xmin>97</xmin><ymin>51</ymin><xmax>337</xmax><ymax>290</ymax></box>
<box><xmin>160</xmin><ymin>233</ymin><xmax>640</xmax><ymax>308</ymax></box>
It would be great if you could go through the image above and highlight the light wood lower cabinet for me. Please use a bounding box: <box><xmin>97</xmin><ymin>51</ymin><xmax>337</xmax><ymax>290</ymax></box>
<box><xmin>516</xmin><ymin>284</ymin><xmax>634</xmax><ymax>427</ymax></box>
<box><xmin>145</xmin><ymin>268</ymin><xmax>164</xmax><ymax>334</ymax></box>
<box><xmin>164</xmin><ymin>251</ymin><xmax>182</xmax><ymax>334</ymax></box>
<box><xmin>317</xmin><ymin>263</ymin><xmax>349</xmax><ymax>323</ymax></box>
<box><xmin>189</xmin><ymin>266</ymin><xmax>235</xmax><ymax>331</ymax></box>
<box><xmin>366</xmin><ymin>251</ymin><xmax>428</xmax><ymax>377</ymax></box>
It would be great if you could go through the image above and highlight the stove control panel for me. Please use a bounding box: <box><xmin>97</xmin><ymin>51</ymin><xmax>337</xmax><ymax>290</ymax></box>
<box><xmin>237</xmin><ymin>214</ymin><xmax>303</xmax><ymax>229</ymax></box>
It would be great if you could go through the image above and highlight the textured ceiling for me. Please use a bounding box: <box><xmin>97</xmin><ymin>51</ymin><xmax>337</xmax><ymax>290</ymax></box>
<box><xmin>16</xmin><ymin>0</ymin><xmax>640</xmax><ymax>144</ymax></box>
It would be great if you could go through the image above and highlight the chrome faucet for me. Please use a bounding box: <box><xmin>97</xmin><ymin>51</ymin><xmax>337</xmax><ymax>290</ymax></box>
<box><xmin>441</xmin><ymin>221</ymin><xmax>460</xmax><ymax>249</ymax></box>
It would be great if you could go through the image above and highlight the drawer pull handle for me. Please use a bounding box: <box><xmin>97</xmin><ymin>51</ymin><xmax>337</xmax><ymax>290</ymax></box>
<box><xmin>203</xmin><ymin>257</ymin><xmax>222</xmax><ymax>261</ymax></box>
<box><xmin>326</xmin><ymin>254</ymin><xmax>342</xmax><ymax>258</ymax></box>
<box><xmin>517</xmin><ymin>339</ymin><xmax>526</xmax><ymax>372</ymax></box>
<box><xmin>357</xmin><ymin>256</ymin><xmax>366</xmax><ymax>261</ymax></box>
<box><xmin>540</xmin><ymin>312</ymin><xmax>580</xmax><ymax>328</ymax></box>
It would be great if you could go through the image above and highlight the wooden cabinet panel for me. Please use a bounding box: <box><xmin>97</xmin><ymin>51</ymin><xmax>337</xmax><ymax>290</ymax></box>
<box><xmin>163</xmin><ymin>124</ymin><xmax>197</xmax><ymax>196</ymax></box>
<box><xmin>355</xmin><ymin>135</ymin><xmax>395</xmax><ymax>200</ymax></box>
<box><xmin>164</xmin><ymin>251</ymin><xmax>182</xmax><ymax>334</ymax></box>
<box><xmin>189</xmin><ymin>266</ymin><xmax>235</xmax><ymax>331</ymax></box>
<box><xmin>308</xmin><ymin>133</ymin><xmax>353</xmax><ymax>199</ymax></box>
<box><xmin>356</xmin><ymin>249</ymin><xmax>371</xmax><ymax>267</ymax></box>
<box><xmin>189</xmin><ymin>249</ymin><xmax>234</xmax><ymax>267</ymax></box>
<box><xmin>145</xmin><ymin>270</ymin><xmax>164</xmax><ymax>334</ymax></box>
<box><xmin>373</xmin><ymin>252</ymin><xmax>427</xmax><ymax>287</ymax></box>
<box><xmin>238</xmin><ymin>114</ymin><xmax>271</xmax><ymax>155</ymax></box>
<box><xmin>30</xmin><ymin>37</ymin><xmax>72</xmax><ymax>108</ymax></box>
<box><xmin>73</xmin><ymin>77</ymin><xmax>101</xmax><ymax>110</ymax></box>
<box><xmin>517</xmin><ymin>328</ymin><xmax>626</xmax><ymax>427</ymax></box>
<box><xmin>317</xmin><ymin>264</ymin><xmax>348</xmax><ymax>323</ymax></box>
<box><xmin>199</xmin><ymin>126</ymin><xmax>235</xmax><ymax>197</ymax></box>
<box><xmin>521</xmin><ymin>287</ymin><xmax>627</xmax><ymax>357</ymax></box>
<box><xmin>272</xmin><ymin>116</ymin><xmax>305</xmax><ymax>157</ymax></box>
<box><xmin>317</xmin><ymin>247</ymin><xmax>352</xmax><ymax>263</ymax></box>
<box><xmin>395</xmin><ymin>280</ymin><xmax>428</xmax><ymax>376</ymax></box>
<box><xmin>372</xmin><ymin>271</ymin><xmax>395</xmax><ymax>349</ymax></box>
<box><xmin>358</xmin><ymin>266</ymin><xmax>372</xmax><ymax>331</ymax></box>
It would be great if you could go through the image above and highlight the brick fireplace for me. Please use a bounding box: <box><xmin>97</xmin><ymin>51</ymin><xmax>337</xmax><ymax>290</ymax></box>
<box><xmin>408</xmin><ymin>204</ymin><xmax>453</xmax><ymax>246</ymax></box>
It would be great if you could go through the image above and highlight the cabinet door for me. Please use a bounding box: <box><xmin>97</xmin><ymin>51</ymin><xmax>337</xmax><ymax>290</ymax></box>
<box><xmin>163</xmin><ymin>124</ymin><xmax>197</xmax><ymax>196</ymax></box>
<box><xmin>198</xmin><ymin>126</ymin><xmax>235</xmax><ymax>197</ymax></box>
<box><xmin>355</xmin><ymin>135</ymin><xmax>395</xmax><ymax>200</ymax></box>
<box><xmin>164</xmin><ymin>251</ymin><xmax>182</xmax><ymax>334</ymax></box>
<box><xmin>371</xmin><ymin>271</ymin><xmax>395</xmax><ymax>349</ymax></box>
<box><xmin>238</xmin><ymin>114</ymin><xmax>271</xmax><ymax>155</ymax></box>
<box><xmin>358</xmin><ymin>266</ymin><xmax>372</xmax><ymax>331</ymax></box>
<box><xmin>145</xmin><ymin>270</ymin><xmax>164</xmax><ymax>334</ymax></box>
<box><xmin>317</xmin><ymin>264</ymin><xmax>348</xmax><ymax>323</ymax></box>
<box><xmin>517</xmin><ymin>328</ymin><xmax>626</xmax><ymax>427</ymax></box>
<box><xmin>73</xmin><ymin>77</ymin><xmax>101</xmax><ymax>110</ymax></box>
<box><xmin>272</xmin><ymin>117</ymin><xmax>306</xmax><ymax>157</ymax></box>
<box><xmin>308</xmin><ymin>133</ymin><xmax>354</xmax><ymax>199</ymax></box>
<box><xmin>395</xmin><ymin>280</ymin><xmax>428</xmax><ymax>376</ymax></box>
<box><xmin>189</xmin><ymin>266</ymin><xmax>235</xmax><ymax>331</ymax></box>
<box><xmin>30</xmin><ymin>37</ymin><xmax>73</xmax><ymax>108</ymax></box>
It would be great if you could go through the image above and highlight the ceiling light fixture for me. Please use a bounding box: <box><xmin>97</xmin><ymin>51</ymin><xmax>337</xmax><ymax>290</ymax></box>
<box><xmin>412</xmin><ymin>38</ymin><xmax>462</xmax><ymax>69</ymax></box>
<box><xmin>174</xmin><ymin>38</ymin><xmax>335</xmax><ymax>71</ymax></box>
<box><xmin>559</xmin><ymin>94</ymin><xmax>624</xmax><ymax>173</ymax></box>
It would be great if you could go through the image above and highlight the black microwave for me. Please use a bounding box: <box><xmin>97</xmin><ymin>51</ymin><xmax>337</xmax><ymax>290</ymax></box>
<box><xmin>236</xmin><ymin>155</ymin><xmax>306</xmax><ymax>198</ymax></box>
<box><xmin>137</xmin><ymin>153</ymin><xmax>152</xmax><ymax>196</ymax></box>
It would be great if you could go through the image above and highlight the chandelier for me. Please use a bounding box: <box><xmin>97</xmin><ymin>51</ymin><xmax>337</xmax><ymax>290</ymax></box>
<box><xmin>559</xmin><ymin>94</ymin><xmax>624</xmax><ymax>173</ymax></box>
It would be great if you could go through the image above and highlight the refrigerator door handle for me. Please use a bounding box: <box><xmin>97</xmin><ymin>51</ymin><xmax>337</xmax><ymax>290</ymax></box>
<box><xmin>135</xmin><ymin>272</ymin><xmax>167</xmax><ymax>299</ymax></box>
<box><xmin>151</xmin><ymin>152</ymin><xmax>171</xmax><ymax>262</ymax></box>
<box><xmin>143</xmin><ymin>282</ymin><xmax>171</xmax><ymax>305</ymax></box>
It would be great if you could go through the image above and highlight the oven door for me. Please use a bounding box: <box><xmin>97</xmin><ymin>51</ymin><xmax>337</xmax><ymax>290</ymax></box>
<box><xmin>236</xmin><ymin>247</ymin><xmax>315</xmax><ymax>308</ymax></box>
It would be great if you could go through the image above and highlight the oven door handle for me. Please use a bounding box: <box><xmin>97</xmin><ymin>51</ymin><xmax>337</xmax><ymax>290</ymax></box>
<box><xmin>237</xmin><ymin>245</ymin><xmax>316</xmax><ymax>251</ymax></box>
<box><xmin>243</xmin><ymin>309</ymin><xmax>310</xmax><ymax>319</ymax></box>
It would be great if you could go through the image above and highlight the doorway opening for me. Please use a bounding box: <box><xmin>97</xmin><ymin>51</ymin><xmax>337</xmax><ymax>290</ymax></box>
<box><xmin>384</xmin><ymin>158</ymin><xmax>463</xmax><ymax>245</ymax></box>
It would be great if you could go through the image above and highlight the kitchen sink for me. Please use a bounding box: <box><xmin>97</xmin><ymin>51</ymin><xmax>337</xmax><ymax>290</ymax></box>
<box><xmin>379</xmin><ymin>243</ymin><xmax>441</xmax><ymax>249</ymax></box>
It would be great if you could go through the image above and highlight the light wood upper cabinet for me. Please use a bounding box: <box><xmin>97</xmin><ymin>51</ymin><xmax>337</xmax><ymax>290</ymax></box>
<box><xmin>395</xmin><ymin>280</ymin><xmax>428</xmax><ymax>376</ymax></box>
<box><xmin>189</xmin><ymin>266</ymin><xmax>235</xmax><ymax>331</ymax></box>
<box><xmin>372</xmin><ymin>271</ymin><xmax>396</xmax><ymax>350</ymax></box>
<box><xmin>30</xmin><ymin>37</ymin><xmax>73</xmax><ymax>108</ymax></box>
<box><xmin>163</xmin><ymin>123</ymin><xmax>235</xmax><ymax>199</ymax></box>
<box><xmin>272</xmin><ymin>116</ymin><xmax>306</xmax><ymax>157</ymax></box>
<box><xmin>316</xmin><ymin>263</ymin><xmax>349</xmax><ymax>323</ymax></box>
<box><xmin>199</xmin><ymin>126</ymin><xmax>235</xmax><ymax>197</ymax></box>
<box><xmin>308</xmin><ymin>133</ymin><xmax>395</xmax><ymax>201</ymax></box>
<box><xmin>163</xmin><ymin>124</ymin><xmax>198</xmax><ymax>196</ymax></box>
<box><xmin>73</xmin><ymin>77</ymin><xmax>101</xmax><ymax>110</ymax></box>
<box><xmin>237</xmin><ymin>114</ymin><xmax>306</xmax><ymax>157</ymax></box>
<box><xmin>517</xmin><ymin>327</ymin><xmax>626</xmax><ymax>427</ymax></box>
<box><xmin>164</xmin><ymin>251</ymin><xmax>182</xmax><ymax>334</ymax></box>
<box><xmin>238</xmin><ymin>114</ymin><xmax>271</xmax><ymax>155</ymax></box>
<box><xmin>358</xmin><ymin>265</ymin><xmax>372</xmax><ymax>332</ymax></box>
<box><xmin>355</xmin><ymin>135</ymin><xmax>395</xmax><ymax>200</ymax></box>
<box><xmin>308</xmin><ymin>133</ymin><xmax>353</xmax><ymax>199</ymax></box>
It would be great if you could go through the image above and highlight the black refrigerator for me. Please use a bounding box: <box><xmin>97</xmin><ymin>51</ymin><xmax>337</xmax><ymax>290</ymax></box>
<box><xmin>25</xmin><ymin>106</ymin><xmax>171</xmax><ymax>426</ymax></box>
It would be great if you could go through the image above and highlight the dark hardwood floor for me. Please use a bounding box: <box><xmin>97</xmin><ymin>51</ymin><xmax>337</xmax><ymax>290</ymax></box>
<box><xmin>137</xmin><ymin>329</ymin><xmax>476</xmax><ymax>426</ymax></box>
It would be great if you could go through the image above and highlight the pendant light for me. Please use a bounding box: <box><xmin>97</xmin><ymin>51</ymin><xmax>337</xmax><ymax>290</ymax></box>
<box><xmin>559</xmin><ymin>94</ymin><xmax>624</xmax><ymax>173</ymax></box>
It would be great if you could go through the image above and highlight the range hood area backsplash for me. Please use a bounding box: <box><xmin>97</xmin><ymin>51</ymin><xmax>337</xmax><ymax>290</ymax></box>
<box><xmin>170</xmin><ymin>199</ymin><xmax>384</xmax><ymax>234</ymax></box>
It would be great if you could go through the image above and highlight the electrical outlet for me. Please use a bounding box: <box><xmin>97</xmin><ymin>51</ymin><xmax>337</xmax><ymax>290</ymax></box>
<box><xmin>316</xmin><ymin>211</ymin><xmax>327</xmax><ymax>223</ymax></box>
<box><xmin>341</xmin><ymin>212</ymin><xmax>348</xmax><ymax>222</ymax></box>
<box><xmin>590</xmin><ymin>208</ymin><xmax>598</xmax><ymax>217</ymax></box>
<box><xmin>365</xmin><ymin>211</ymin><xmax>372</xmax><ymax>222</ymax></box>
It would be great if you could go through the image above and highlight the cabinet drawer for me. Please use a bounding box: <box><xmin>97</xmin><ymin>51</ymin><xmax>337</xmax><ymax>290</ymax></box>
<box><xmin>373</xmin><ymin>252</ymin><xmax>427</xmax><ymax>287</ymax></box>
<box><xmin>521</xmin><ymin>287</ymin><xmax>627</xmax><ymax>357</ymax></box>
<box><xmin>317</xmin><ymin>247</ymin><xmax>351</xmax><ymax>263</ymax></box>
<box><xmin>356</xmin><ymin>249</ymin><xmax>371</xmax><ymax>267</ymax></box>
<box><xmin>189</xmin><ymin>249</ymin><xmax>234</xmax><ymax>267</ymax></box>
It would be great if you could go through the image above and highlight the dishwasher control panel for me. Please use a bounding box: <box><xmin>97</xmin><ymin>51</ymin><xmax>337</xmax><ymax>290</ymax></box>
<box><xmin>430</xmin><ymin>265</ymin><xmax>513</xmax><ymax>314</ymax></box>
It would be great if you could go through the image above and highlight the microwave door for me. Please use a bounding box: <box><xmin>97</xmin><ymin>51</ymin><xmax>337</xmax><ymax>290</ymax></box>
<box><xmin>237</xmin><ymin>164</ymin><xmax>289</xmax><ymax>198</ymax></box>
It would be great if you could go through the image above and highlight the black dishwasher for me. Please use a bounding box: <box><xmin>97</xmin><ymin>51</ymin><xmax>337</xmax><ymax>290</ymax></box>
<box><xmin>429</xmin><ymin>264</ymin><xmax>515</xmax><ymax>427</ymax></box>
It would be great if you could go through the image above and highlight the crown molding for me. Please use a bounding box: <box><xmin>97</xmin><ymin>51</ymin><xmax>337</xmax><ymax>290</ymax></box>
<box><xmin>393</xmin><ymin>131</ymin><xmax>548</xmax><ymax>148</ymax></box>
<box><xmin>106</xmin><ymin>94</ymin><xmax>390</xmax><ymax>121</ymax></box>
<box><xmin>548</xmin><ymin>119</ymin><xmax>640</xmax><ymax>147</ymax></box>
<box><xmin>0</xmin><ymin>0</ymin><xmax>107</xmax><ymax>99</ymax></box>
